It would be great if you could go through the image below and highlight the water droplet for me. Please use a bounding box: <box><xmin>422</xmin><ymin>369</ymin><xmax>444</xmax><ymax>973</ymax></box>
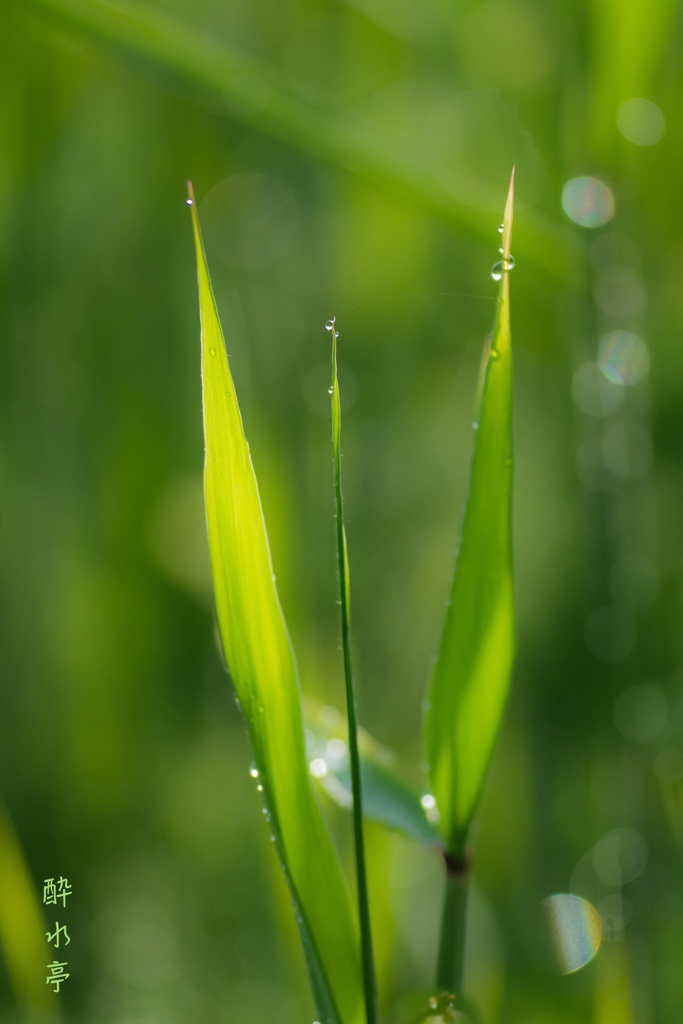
<box><xmin>472</xmin><ymin>420</ymin><xmax>479</xmax><ymax>429</ymax></box>
<box><xmin>262</xmin><ymin>807</ymin><xmax>268</xmax><ymax>815</ymax></box>
<box><xmin>328</xmin><ymin>386</ymin><xmax>333</xmax><ymax>394</ymax></box>
<box><xmin>256</xmin><ymin>784</ymin><xmax>263</xmax><ymax>792</ymax></box>
<box><xmin>489</xmin><ymin>348</ymin><xmax>499</xmax><ymax>360</ymax></box>
<box><xmin>310</xmin><ymin>758</ymin><xmax>328</xmax><ymax>778</ymax></box>
<box><xmin>325</xmin><ymin>320</ymin><xmax>335</xmax><ymax>331</ymax></box>
<box><xmin>505</xmin><ymin>254</ymin><xmax>515</xmax><ymax>270</ymax></box>
<box><xmin>334</xmin><ymin>331</ymin><xmax>339</xmax><ymax>338</ymax></box>
<box><xmin>498</xmin><ymin>245</ymin><xmax>504</xmax><ymax>254</ymax></box>
<box><xmin>186</xmin><ymin>198</ymin><xmax>194</xmax><ymax>206</ymax></box>
<box><xmin>270</xmin><ymin>835</ymin><xmax>276</xmax><ymax>841</ymax></box>
<box><xmin>498</xmin><ymin>223</ymin><xmax>504</xmax><ymax>233</ymax></box>
<box><xmin>250</xmin><ymin>767</ymin><xmax>259</xmax><ymax>778</ymax></box>
<box><xmin>420</xmin><ymin>793</ymin><xmax>440</xmax><ymax>823</ymax></box>
<box><xmin>209</xmin><ymin>346</ymin><xmax>217</xmax><ymax>357</ymax></box>
<box><xmin>491</xmin><ymin>263</ymin><xmax>503</xmax><ymax>281</ymax></box>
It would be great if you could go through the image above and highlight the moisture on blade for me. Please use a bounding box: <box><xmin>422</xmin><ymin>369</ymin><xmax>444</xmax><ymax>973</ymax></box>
<box><xmin>188</xmin><ymin>182</ymin><xmax>362</xmax><ymax>1024</ymax></box>
<box><xmin>425</xmin><ymin>170</ymin><xmax>516</xmax><ymax>856</ymax></box>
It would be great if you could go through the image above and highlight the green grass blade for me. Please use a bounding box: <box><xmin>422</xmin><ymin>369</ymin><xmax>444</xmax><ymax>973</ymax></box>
<box><xmin>426</xmin><ymin>171</ymin><xmax>516</xmax><ymax>857</ymax></box>
<box><xmin>330</xmin><ymin>320</ymin><xmax>380</xmax><ymax>1024</ymax></box>
<box><xmin>305</xmin><ymin>712</ymin><xmax>442</xmax><ymax>848</ymax></box>
<box><xmin>0</xmin><ymin>797</ymin><xmax>52</xmax><ymax>1016</ymax></box>
<box><xmin>188</xmin><ymin>185</ymin><xmax>362</xmax><ymax>1024</ymax></box>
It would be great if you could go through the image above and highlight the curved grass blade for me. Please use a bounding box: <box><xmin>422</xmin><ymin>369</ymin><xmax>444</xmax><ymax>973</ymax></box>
<box><xmin>330</xmin><ymin>319</ymin><xmax>380</xmax><ymax>1024</ymax></box>
<box><xmin>305</xmin><ymin>709</ymin><xmax>442</xmax><ymax>848</ymax></box>
<box><xmin>188</xmin><ymin>184</ymin><xmax>362</xmax><ymax>1024</ymax></box>
<box><xmin>0</xmin><ymin>797</ymin><xmax>52</xmax><ymax>1017</ymax></box>
<box><xmin>426</xmin><ymin>171</ymin><xmax>516</xmax><ymax>858</ymax></box>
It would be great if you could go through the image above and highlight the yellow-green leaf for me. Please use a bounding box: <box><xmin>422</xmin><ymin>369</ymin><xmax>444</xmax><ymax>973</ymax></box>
<box><xmin>0</xmin><ymin>797</ymin><xmax>52</xmax><ymax>1016</ymax></box>
<box><xmin>426</xmin><ymin>171</ymin><xmax>516</xmax><ymax>856</ymax></box>
<box><xmin>188</xmin><ymin>184</ymin><xmax>362</xmax><ymax>1024</ymax></box>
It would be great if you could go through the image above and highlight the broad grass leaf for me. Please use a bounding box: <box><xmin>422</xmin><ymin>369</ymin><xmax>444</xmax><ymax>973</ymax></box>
<box><xmin>425</xmin><ymin>172</ymin><xmax>515</xmax><ymax>856</ymax></box>
<box><xmin>189</xmin><ymin>186</ymin><xmax>362</xmax><ymax>1024</ymax></box>
<box><xmin>305</xmin><ymin>707</ymin><xmax>442</xmax><ymax>848</ymax></box>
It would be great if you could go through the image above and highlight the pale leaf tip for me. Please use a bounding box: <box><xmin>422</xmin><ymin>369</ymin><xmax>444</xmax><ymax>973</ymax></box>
<box><xmin>501</xmin><ymin>168</ymin><xmax>515</xmax><ymax>261</ymax></box>
<box><xmin>186</xmin><ymin>180</ymin><xmax>196</xmax><ymax>206</ymax></box>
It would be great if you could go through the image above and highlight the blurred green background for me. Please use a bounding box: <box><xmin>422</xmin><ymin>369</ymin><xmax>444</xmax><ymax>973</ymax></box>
<box><xmin>2</xmin><ymin>0</ymin><xmax>683</xmax><ymax>1021</ymax></box>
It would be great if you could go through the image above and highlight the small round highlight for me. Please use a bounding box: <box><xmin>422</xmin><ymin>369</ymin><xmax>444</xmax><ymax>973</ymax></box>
<box><xmin>562</xmin><ymin>177</ymin><xmax>614</xmax><ymax>228</ymax></box>
<box><xmin>597</xmin><ymin>331</ymin><xmax>649</xmax><ymax>386</ymax></box>
<box><xmin>572</xmin><ymin>361</ymin><xmax>624</xmax><ymax>417</ymax></box>
<box><xmin>542</xmin><ymin>894</ymin><xmax>602</xmax><ymax>974</ymax></box>
<box><xmin>309</xmin><ymin>758</ymin><xmax>328</xmax><ymax>778</ymax></box>
<box><xmin>617</xmin><ymin>99</ymin><xmax>665</xmax><ymax>146</ymax></box>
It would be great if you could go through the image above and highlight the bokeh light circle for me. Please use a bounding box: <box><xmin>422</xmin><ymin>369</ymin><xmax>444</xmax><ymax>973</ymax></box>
<box><xmin>542</xmin><ymin>894</ymin><xmax>602</xmax><ymax>974</ymax></box>
<box><xmin>614</xmin><ymin>684</ymin><xmax>667</xmax><ymax>743</ymax></box>
<box><xmin>572</xmin><ymin>361</ymin><xmax>623</xmax><ymax>417</ymax></box>
<box><xmin>597</xmin><ymin>331</ymin><xmax>649</xmax><ymax>386</ymax></box>
<box><xmin>562</xmin><ymin>177</ymin><xmax>614</xmax><ymax>227</ymax></box>
<box><xmin>617</xmin><ymin>99</ymin><xmax>666</xmax><ymax>146</ymax></box>
<box><xmin>592</xmin><ymin>828</ymin><xmax>648</xmax><ymax>886</ymax></box>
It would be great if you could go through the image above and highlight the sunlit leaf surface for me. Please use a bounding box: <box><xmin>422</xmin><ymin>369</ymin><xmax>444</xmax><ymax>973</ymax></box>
<box><xmin>189</xmin><ymin>185</ymin><xmax>362</xmax><ymax>1024</ymax></box>
<box><xmin>426</xmin><ymin>173</ymin><xmax>516</xmax><ymax>856</ymax></box>
<box><xmin>305</xmin><ymin>706</ymin><xmax>442</xmax><ymax>849</ymax></box>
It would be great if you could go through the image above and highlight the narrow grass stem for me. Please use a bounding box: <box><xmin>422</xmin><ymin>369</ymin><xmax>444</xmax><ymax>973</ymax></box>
<box><xmin>436</xmin><ymin>853</ymin><xmax>469</xmax><ymax>996</ymax></box>
<box><xmin>330</xmin><ymin>320</ymin><xmax>380</xmax><ymax>1024</ymax></box>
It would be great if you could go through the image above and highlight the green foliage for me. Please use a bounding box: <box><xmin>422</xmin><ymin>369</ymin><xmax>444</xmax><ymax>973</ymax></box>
<box><xmin>4</xmin><ymin>0</ymin><xmax>683</xmax><ymax>1020</ymax></box>
<box><xmin>0</xmin><ymin>798</ymin><xmax>51</xmax><ymax>1016</ymax></box>
<box><xmin>426</xmin><ymin>176</ymin><xmax>515</xmax><ymax>857</ymax></box>
<box><xmin>189</xmin><ymin>185</ymin><xmax>362</xmax><ymax>1024</ymax></box>
<box><xmin>305</xmin><ymin>708</ymin><xmax>442</xmax><ymax>849</ymax></box>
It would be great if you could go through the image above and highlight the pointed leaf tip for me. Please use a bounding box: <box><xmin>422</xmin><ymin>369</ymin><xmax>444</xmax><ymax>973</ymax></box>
<box><xmin>501</xmin><ymin>169</ymin><xmax>515</xmax><ymax>263</ymax></box>
<box><xmin>186</xmin><ymin>180</ymin><xmax>196</xmax><ymax>205</ymax></box>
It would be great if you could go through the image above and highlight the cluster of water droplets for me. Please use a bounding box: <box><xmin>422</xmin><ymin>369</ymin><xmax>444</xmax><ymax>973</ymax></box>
<box><xmin>491</xmin><ymin>223</ymin><xmax>515</xmax><ymax>280</ymax></box>
<box><xmin>249</xmin><ymin>766</ymin><xmax>276</xmax><ymax>840</ymax></box>
<box><xmin>420</xmin><ymin>793</ymin><xmax>440</xmax><ymax>824</ymax></box>
<box><xmin>325</xmin><ymin>319</ymin><xmax>340</xmax><ymax>393</ymax></box>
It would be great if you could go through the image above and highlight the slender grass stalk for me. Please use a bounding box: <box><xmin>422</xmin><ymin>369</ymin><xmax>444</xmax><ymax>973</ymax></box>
<box><xmin>436</xmin><ymin>854</ymin><xmax>469</xmax><ymax>995</ymax></box>
<box><xmin>329</xmin><ymin>318</ymin><xmax>380</xmax><ymax>1024</ymax></box>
